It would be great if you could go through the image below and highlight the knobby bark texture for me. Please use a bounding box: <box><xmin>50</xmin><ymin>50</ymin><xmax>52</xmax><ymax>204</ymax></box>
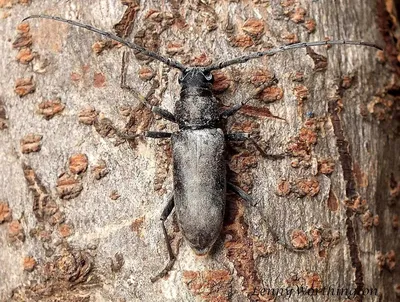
<box><xmin>0</xmin><ymin>0</ymin><xmax>399</xmax><ymax>301</ymax></box>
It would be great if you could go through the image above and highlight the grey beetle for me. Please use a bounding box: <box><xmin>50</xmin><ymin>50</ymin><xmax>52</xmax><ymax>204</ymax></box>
<box><xmin>23</xmin><ymin>15</ymin><xmax>381</xmax><ymax>282</ymax></box>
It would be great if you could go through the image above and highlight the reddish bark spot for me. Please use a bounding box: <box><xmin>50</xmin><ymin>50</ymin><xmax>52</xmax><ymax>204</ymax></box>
<box><xmin>93</xmin><ymin>72</ymin><xmax>106</xmax><ymax>88</ymax></box>
<box><xmin>290</xmin><ymin>7</ymin><xmax>306</xmax><ymax>23</ymax></box>
<box><xmin>290</xmin><ymin>229</ymin><xmax>310</xmax><ymax>249</ymax></box>
<box><xmin>304</xmin><ymin>272</ymin><xmax>322</xmax><ymax>290</ymax></box>
<box><xmin>17</xmin><ymin>22</ymin><xmax>30</xmax><ymax>33</ymax></box>
<box><xmin>48</xmin><ymin>211</ymin><xmax>66</xmax><ymax>226</ymax></box>
<box><xmin>250</xmin><ymin>69</ymin><xmax>274</xmax><ymax>86</ymax></box>
<box><xmin>230</xmin><ymin>35</ymin><xmax>254</xmax><ymax>48</ymax></box>
<box><xmin>69</xmin><ymin>154</ymin><xmax>88</xmax><ymax>175</ymax></box>
<box><xmin>242</xmin><ymin>19</ymin><xmax>265</xmax><ymax>37</ymax></box>
<box><xmin>326</xmin><ymin>190</ymin><xmax>339</xmax><ymax>212</ymax></box>
<box><xmin>293</xmin><ymin>85</ymin><xmax>309</xmax><ymax>104</ymax></box>
<box><xmin>367</xmin><ymin>96</ymin><xmax>394</xmax><ymax>121</ymax></box>
<box><xmin>296</xmin><ymin>178</ymin><xmax>320</xmax><ymax>197</ymax></box>
<box><xmin>12</xmin><ymin>23</ymin><xmax>32</xmax><ymax>49</ymax></box>
<box><xmin>37</xmin><ymin>98</ymin><xmax>65</xmax><ymax>120</ymax></box>
<box><xmin>376</xmin><ymin>250</ymin><xmax>396</xmax><ymax>271</ymax></box>
<box><xmin>191</xmin><ymin>53</ymin><xmax>212</xmax><ymax>67</ymax></box>
<box><xmin>92</xmin><ymin>40</ymin><xmax>120</xmax><ymax>55</ymax></box>
<box><xmin>15</xmin><ymin>77</ymin><xmax>35</xmax><ymax>97</ymax></box>
<box><xmin>303</xmin><ymin>19</ymin><xmax>316</xmax><ymax>33</ymax></box>
<box><xmin>291</xmin><ymin>71</ymin><xmax>304</xmax><ymax>82</ymax></box>
<box><xmin>20</xmin><ymin>133</ymin><xmax>42</xmax><ymax>154</ymax></box>
<box><xmin>361</xmin><ymin>211</ymin><xmax>375</xmax><ymax>230</ymax></box>
<box><xmin>212</xmin><ymin>71</ymin><xmax>230</xmax><ymax>93</ymax></box>
<box><xmin>276</xmin><ymin>179</ymin><xmax>291</xmax><ymax>196</ymax></box>
<box><xmin>166</xmin><ymin>42</ymin><xmax>184</xmax><ymax>55</ymax></box>
<box><xmin>56</xmin><ymin>172</ymin><xmax>83</xmax><ymax>200</ymax></box>
<box><xmin>311</xmin><ymin>227</ymin><xmax>340</xmax><ymax>258</ymax></box>
<box><xmin>144</xmin><ymin>9</ymin><xmax>163</xmax><ymax>22</ymax></box>
<box><xmin>223</xmin><ymin>196</ymin><xmax>273</xmax><ymax>301</ymax></box>
<box><xmin>16</xmin><ymin>47</ymin><xmax>34</xmax><ymax>64</ymax></box>
<box><xmin>23</xmin><ymin>256</ymin><xmax>37</xmax><ymax>272</ymax></box>
<box><xmin>344</xmin><ymin>196</ymin><xmax>368</xmax><ymax>212</ymax></box>
<box><xmin>376</xmin><ymin>50</ymin><xmax>386</xmax><ymax>63</ymax></box>
<box><xmin>110</xmin><ymin>190</ymin><xmax>120</xmax><ymax>200</ymax></box>
<box><xmin>318</xmin><ymin>159</ymin><xmax>335</xmax><ymax>175</ymax></box>
<box><xmin>299</xmin><ymin>127</ymin><xmax>318</xmax><ymax>145</ymax></box>
<box><xmin>341</xmin><ymin>75</ymin><xmax>354</xmax><ymax>89</ymax></box>
<box><xmin>138</xmin><ymin>66</ymin><xmax>155</xmax><ymax>81</ymax></box>
<box><xmin>131</xmin><ymin>216</ymin><xmax>145</xmax><ymax>237</ymax></box>
<box><xmin>259</xmin><ymin>86</ymin><xmax>284</xmax><ymax>103</ymax></box>
<box><xmin>70</xmin><ymin>72</ymin><xmax>82</xmax><ymax>82</ymax></box>
<box><xmin>0</xmin><ymin>201</ymin><xmax>12</xmax><ymax>223</ymax></box>
<box><xmin>78</xmin><ymin>106</ymin><xmax>98</xmax><ymax>125</ymax></box>
<box><xmin>8</xmin><ymin>220</ymin><xmax>25</xmax><ymax>242</ymax></box>
<box><xmin>59</xmin><ymin>223</ymin><xmax>73</xmax><ymax>237</ymax></box>
<box><xmin>0</xmin><ymin>0</ymin><xmax>30</xmax><ymax>7</ymax></box>
<box><xmin>281</xmin><ymin>33</ymin><xmax>299</xmax><ymax>44</ymax></box>
<box><xmin>92</xmin><ymin>160</ymin><xmax>109</xmax><ymax>180</ymax></box>
<box><xmin>182</xmin><ymin>270</ymin><xmax>233</xmax><ymax>302</ymax></box>
<box><xmin>281</xmin><ymin>0</ymin><xmax>295</xmax><ymax>7</ymax></box>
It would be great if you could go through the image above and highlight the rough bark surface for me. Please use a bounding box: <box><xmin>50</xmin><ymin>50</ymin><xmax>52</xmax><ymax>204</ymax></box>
<box><xmin>0</xmin><ymin>0</ymin><xmax>399</xmax><ymax>301</ymax></box>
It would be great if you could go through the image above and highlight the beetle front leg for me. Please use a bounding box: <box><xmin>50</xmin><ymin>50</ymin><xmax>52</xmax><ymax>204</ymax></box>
<box><xmin>150</xmin><ymin>195</ymin><xmax>176</xmax><ymax>283</ymax></box>
<box><xmin>120</xmin><ymin>51</ymin><xmax>176</xmax><ymax>123</ymax></box>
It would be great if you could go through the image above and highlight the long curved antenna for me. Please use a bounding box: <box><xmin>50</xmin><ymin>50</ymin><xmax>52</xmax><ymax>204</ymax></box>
<box><xmin>22</xmin><ymin>15</ymin><xmax>187</xmax><ymax>71</ymax></box>
<box><xmin>204</xmin><ymin>40</ymin><xmax>383</xmax><ymax>72</ymax></box>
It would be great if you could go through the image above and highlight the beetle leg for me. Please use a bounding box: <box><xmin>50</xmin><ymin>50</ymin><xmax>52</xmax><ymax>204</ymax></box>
<box><xmin>226</xmin><ymin>132</ymin><xmax>286</xmax><ymax>159</ymax></box>
<box><xmin>151</xmin><ymin>195</ymin><xmax>176</xmax><ymax>283</ymax></box>
<box><xmin>227</xmin><ymin>182</ymin><xmax>256</xmax><ymax>206</ymax></box>
<box><xmin>113</xmin><ymin>128</ymin><xmax>172</xmax><ymax>141</ymax></box>
<box><xmin>121</xmin><ymin>51</ymin><xmax>176</xmax><ymax>123</ymax></box>
<box><xmin>220</xmin><ymin>77</ymin><xmax>278</xmax><ymax>119</ymax></box>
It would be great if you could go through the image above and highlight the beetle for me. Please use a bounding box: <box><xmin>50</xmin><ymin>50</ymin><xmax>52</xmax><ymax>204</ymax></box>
<box><xmin>23</xmin><ymin>14</ymin><xmax>381</xmax><ymax>282</ymax></box>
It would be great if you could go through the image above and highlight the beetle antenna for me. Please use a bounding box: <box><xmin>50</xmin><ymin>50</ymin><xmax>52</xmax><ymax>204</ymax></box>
<box><xmin>22</xmin><ymin>15</ymin><xmax>187</xmax><ymax>71</ymax></box>
<box><xmin>204</xmin><ymin>40</ymin><xmax>383</xmax><ymax>72</ymax></box>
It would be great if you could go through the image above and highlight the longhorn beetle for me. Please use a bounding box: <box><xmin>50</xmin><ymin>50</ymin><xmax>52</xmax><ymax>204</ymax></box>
<box><xmin>23</xmin><ymin>14</ymin><xmax>382</xmax><ymax>282</ymax></box>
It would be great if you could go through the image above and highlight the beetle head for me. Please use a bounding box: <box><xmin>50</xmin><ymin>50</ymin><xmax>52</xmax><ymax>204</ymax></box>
<box><xmin>178</xmin><ymin>67</ymin><xmax>213</xmax><ymax>88</ymax></box>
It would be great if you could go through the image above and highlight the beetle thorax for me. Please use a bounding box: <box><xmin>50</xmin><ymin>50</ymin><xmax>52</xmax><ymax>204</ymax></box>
<box><xmin>175</xmin><ymin>68</ymin><xmax>219</xmax><ymax>130</ymax></box>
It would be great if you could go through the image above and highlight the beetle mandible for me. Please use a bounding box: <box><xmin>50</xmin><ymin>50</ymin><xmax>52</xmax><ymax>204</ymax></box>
<box><xmin>23</xmin><ymin>14</ymin><xmax>382</xmax><ymax>282</ymax></box>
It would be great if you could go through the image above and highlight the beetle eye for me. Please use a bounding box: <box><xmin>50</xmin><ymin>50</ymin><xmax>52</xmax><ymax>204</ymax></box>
<box><xmin>178</xmin><ymin>74</ymin><xmax>184</xmax><ymax>83</ymax></box>
<box><xmin>204</xmin><ymin>73</ymin><xmax>213</xmax><ymax>81</ymax></box>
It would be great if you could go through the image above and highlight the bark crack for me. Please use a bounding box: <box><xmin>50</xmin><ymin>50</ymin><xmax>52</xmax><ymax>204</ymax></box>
<box><xmin>328</xmin><ymin>99</ymin><xmax>364</xmax><ymax>301</ymax></box>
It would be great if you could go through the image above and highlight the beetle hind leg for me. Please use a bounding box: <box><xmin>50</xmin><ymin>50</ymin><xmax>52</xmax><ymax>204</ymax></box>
<box><xmin>150</xmin><ymin>195</ymin><xmax>177</xmax><ymax>283</ymax></box>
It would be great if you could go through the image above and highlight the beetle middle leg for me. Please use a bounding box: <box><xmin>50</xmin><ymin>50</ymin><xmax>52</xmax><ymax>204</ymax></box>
<box><xmin>150</xmin><ymin>194</ymin><xmax>177</xmax><ymax>283</ymax></box>
<box><xmin>220</xmin><ymin>77</ymin><xmax>278</xmax><ymax>119</ymax></box>
<box><xmin>114</xmin><ymin>130</ymin><xmax>172</xmax><ymax>141</ymax></box>
<box><xmin>226</xmin><ymin>132</ymin><xmax>286</xmax><ymax>160</ymax></box>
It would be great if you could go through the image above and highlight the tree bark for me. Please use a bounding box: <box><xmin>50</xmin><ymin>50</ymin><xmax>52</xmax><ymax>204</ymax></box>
<box><xmin>0</xmin><ymin>0</ymin><xmax>399</xmax><ymax>301</ymax></box>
